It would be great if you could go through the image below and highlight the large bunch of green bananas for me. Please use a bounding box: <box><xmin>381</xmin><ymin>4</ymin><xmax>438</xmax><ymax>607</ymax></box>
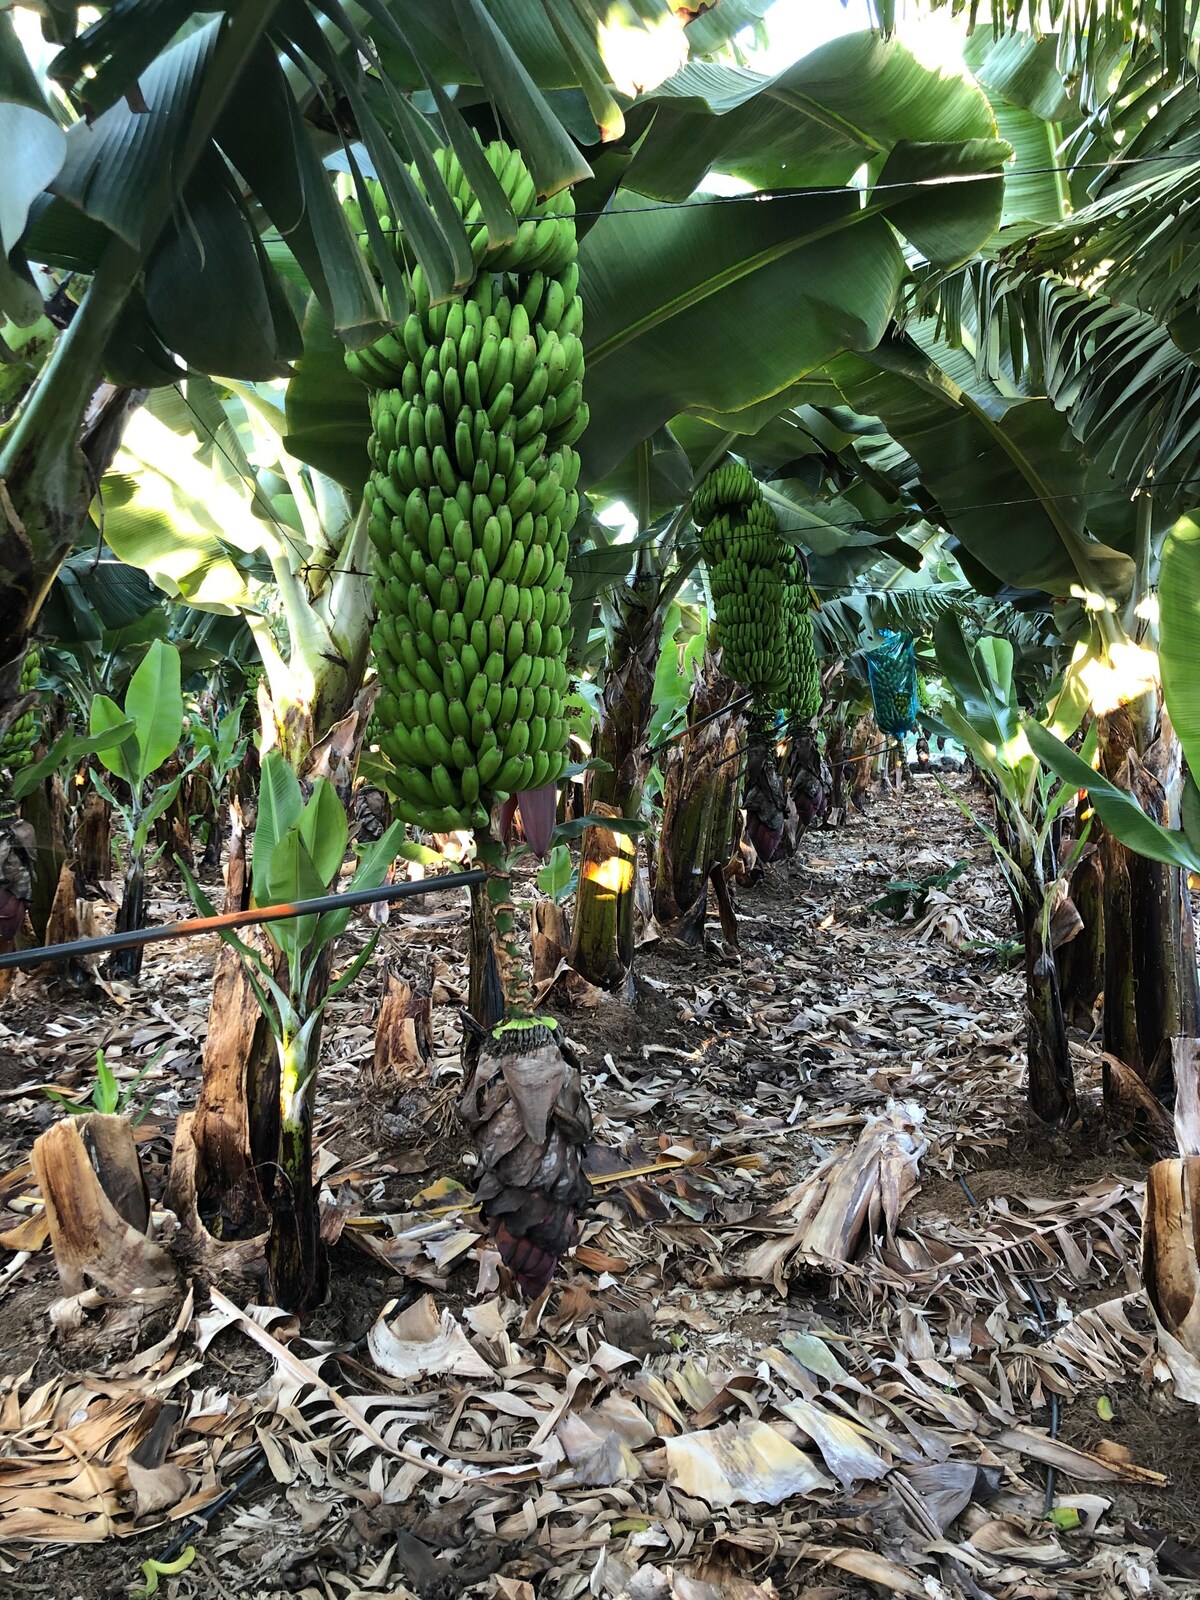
<box><xmin>693</xmin><ymin>464</ymin><xmax>788</xmax><ymax>697</ymax></box>
<box><xmin>343</xmin><ymin>144</ymin><xmax>577</xmax><ymax>290</ymax></box>
<box><xmin>0</xmin><ymin>648</ymin><xmax>40</xmax><ymax>777</ymax></box>
<box><xmin>781</xmin><ymin>548</ymin><xmax>821</xmax><ymax>729</ymax></box>
<box><xmin>348</xmin><ymin>142</ymin><xmax>584</xmax><ymax>832</ymax></box>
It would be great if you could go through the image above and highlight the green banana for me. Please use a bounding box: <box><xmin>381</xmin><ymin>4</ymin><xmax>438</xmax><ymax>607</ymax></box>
<box><xmin>350</xmin><ymin>138</ymin><xmax>585</xmax><ymax>831</ymax></box>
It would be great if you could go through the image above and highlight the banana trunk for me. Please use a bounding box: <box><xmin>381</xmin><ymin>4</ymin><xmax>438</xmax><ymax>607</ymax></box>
<box><xmin>266</xmin><ymin>1013</ymin><xmax>327</xmax><ymax>1313</ymax></box>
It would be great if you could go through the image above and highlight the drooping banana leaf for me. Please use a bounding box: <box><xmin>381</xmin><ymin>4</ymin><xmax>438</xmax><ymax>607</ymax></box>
<box><xmin>1026</xmin><ymin>719</ymin><xmax>1200</xmax><ymax>872</ymax></box>
<box><xmin>828</xmin><ymin>333</ymin><xmax>1136</xmax><ymax>603</ymax></box>
<box><xmin>1159</xmin><ymin>512</ymin><xmax>1200</xmax><ymax>781</ymax></box>
<box><xmin>621</xmin><ymin>33</ymin><xmax>1004</xmax><ymax>201</ymax></box>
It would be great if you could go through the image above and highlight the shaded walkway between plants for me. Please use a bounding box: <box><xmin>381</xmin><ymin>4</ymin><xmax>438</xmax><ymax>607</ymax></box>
<box><xmin>0</xmin><ymin>777</ymin><xmax>1197</xmax><ymax>1599</ymax></box>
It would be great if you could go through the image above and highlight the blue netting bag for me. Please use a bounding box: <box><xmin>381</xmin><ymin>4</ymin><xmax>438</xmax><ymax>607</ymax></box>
<box><xmin>866</xmin><ymin>630</ymin><xmax>918</xmax><ymax>738</ymax></box>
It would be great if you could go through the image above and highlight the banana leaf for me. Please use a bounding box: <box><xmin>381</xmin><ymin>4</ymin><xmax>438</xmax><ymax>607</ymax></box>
<box><xmin>622</xmin><ymin>32</ymin><xmax>1004</xmax><ymax>201</ymax></box>
<box><xmin>829</xmin><ymin>333</ymin><xmax>1137</xmax><ymax>602</ymax></box>
<box><xmin>1159</xmin><ymin>512</ymin><xmax>1200</xmax><ymax>781</ymax></box>
<box><xmin>1025</xmin><ymin>718</ymin><xmax>1200</xmax><ymax>872</ymax></box>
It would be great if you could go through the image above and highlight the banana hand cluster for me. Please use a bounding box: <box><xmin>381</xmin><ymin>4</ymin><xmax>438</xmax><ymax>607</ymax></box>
<box><xmin>781</xmin><ymin>549</ymin><xmax>821</xmax><ymax>730</ymax></box>
<box><xmin>692</xmin><ymin>462</ymin><xmax>759</xmax><ymax>527</ymax></box>
<box><xmin>693</xmin><ymin>467</ymin><xmax>788</xmax><ymax>698</ymax></box>
<box><xmin>347</xmin><ymin>263</ymin><xmax>586</xmax><ymax>456</ymax></box>
<box><xmin>349</xmin><ymin>143</ymin><xmax>583</xmax><ymax>834</ymax></box>
<box><xmin>0</xmin><ymin>648</ymin><xmax>40</xmax><ymax>776</ymax></box>
<box><xmin>344</xmin><ymin>141</ymin><xmax>578</xmax><ymax>288</ymax></box>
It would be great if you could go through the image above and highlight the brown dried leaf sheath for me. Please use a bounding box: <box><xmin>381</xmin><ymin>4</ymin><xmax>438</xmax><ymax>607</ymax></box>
<box><xmin>31</xmin><ymin>1115</ymin><xmax>175</xmax><ymax>1300</ymax></box>
<box><xmin>370</xmin><ymin>964</ymin><xmax>433</xmax><ymax>1089</ymax></box>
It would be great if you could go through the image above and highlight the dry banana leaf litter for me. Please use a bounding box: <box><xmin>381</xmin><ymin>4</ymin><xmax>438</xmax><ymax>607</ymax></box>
<box><xmin>0</xmin><ymin>781</ymin><xmax>1197</xmax><ymax>1598</ymax></box>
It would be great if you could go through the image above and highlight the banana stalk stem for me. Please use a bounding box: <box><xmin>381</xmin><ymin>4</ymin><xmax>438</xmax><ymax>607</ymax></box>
<box><xmin>266</xmin><ymin>1013</ymin><xmax>326</xmax><ymax>1311</ymax></box>
<box><xmin>469</xmin><ymin>826</ymin><xmax>532</xmax><ymax>1026</ymax></box>
<box><xmin>109</xmin><ymin>853</ymin><xmax>148</xmax><ymax>981</ymax></box>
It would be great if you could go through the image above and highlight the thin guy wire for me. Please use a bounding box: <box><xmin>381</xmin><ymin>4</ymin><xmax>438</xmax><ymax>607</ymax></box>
<box><xmin>296</xmin><ymin>464</ymin><xmax>1200</xmax><ymax>585</ymax></box>
<box><xmin>807</xmin><ymin>471</ymin><xmax>1200</xmax><ymax>519</ymax></box>
<box><xmin>345</xmin><ymin>146</ymin><xmax>1200</xmax><ymax>237</ymax></box>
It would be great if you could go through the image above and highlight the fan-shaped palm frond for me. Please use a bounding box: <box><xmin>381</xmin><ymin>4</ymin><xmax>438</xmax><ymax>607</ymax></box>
<box><xmin>813</xmin><ymin>583</ymin><xmax>974</xmax><ymax>657</ymax></box>
<box><xmin>815</xmin><ymin>582</ymin><xmax>1057</xmax><ymax>702</ymax></box>
<box><xmin>922</xmin><ymin>0</ymin><xmax>1200</xmax><ymax>81</ymax></box>
<box><xmin>1018</xmin><ymin>158</ymin><xmax>1200</xmax><ymax>334</ymax></box>
<box><xmin>907</xmin><ymin>260</ymin><xmax>1200</xmax><ymax>504</ymax></box>
<box><xmin>930</xmin><ymin>6</ymin><xmax>1200</xmax><ymax>245</ymax></box>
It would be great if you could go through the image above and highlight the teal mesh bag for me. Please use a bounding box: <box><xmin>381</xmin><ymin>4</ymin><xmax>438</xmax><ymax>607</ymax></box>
<box><xmin>867</xmin><ymin>631</ymin><xmax>918</xmax><ymax>738</ymax></box>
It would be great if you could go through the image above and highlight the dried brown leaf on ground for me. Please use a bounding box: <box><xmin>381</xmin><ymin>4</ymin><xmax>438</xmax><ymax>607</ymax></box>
<box><xmin>366</xmin><ymin>1293</ymin><xmax>494</xmax><ymax>1380</ymax></box>
<box><xmin>4</xmin><ymin>781</ymin><xmax>1200</xmax><ymax>1597</ymax></box>
<box><xmin>0</xmin><ymin>1301</ymin><xmax>223</xmax><ymax>1544</ymax></box>
<box><xmin>664</xmin><ymin>1419</ymin><xmax>833</xmax><ymax>1507</ymax></box>
<box><xmin>737</xmin><ymin>1104</ymin><xmax>926</xmax><ymax>1291</ymax></box>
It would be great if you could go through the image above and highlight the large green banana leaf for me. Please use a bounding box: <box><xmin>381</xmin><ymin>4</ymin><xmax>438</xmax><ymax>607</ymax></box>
<box><xmin>0</xmin><ymin>13</ymin><xmax>66</xmax><ymax>320</ymax></box>
<box><xmin>572</xmin><ymin>43</ymin><xmax>1009</xmax><ymax>481</ymax></box>
<box><xmin>284</xmin><ymin>301</ymin><xmax>372</xmax><ymax>495</ymax></box>
<box><xmin>622</xmin><ymin>32</ymin><xmax>1004</xmax><ymax>199</ymax></box>
<box><xmin>959</xmin><ymin>29</ymin><xmax>1072</xmax><ymax>230</ymax></box>
<box><xmin>1026</xmin><ymin>719</ymin><xmax>1200</xmax><ymax>872</ymax></box>
<box><xmin>576</xmin><ymin>131</ymin><xmax>1007</xmax><ymax>489</ymax></box>
<box><xmin>375</xmin><ymin>0</ymin><xmax>768</xmax><ymax>98</ymax></box>
<box><xmin>828</xmin><ymin>333</ymin><xmax>1136</xmax><ymax>602</ymax></box>
<box><xmin>669</xmin><ymin>410</ymin><xmax>833</xmax><ymax>471</ymax></box>
<box><xmin>1027</xmin><ymin>507</ymin><xmax>1200</xmax><ymax>876</ymax></box>
<box><xmin>25</xmin><ymin>16</ymin><xmax>374</xmax><ymax>379</ymax></box>
<box><xmin>577</xmin><ymin>191</ymin><xmax>907</xmax><ymax>484</ymax></box>
<box><xmin>102</xmin><ymin>407</ymin><xmax>286</xmax><ymax>615</ymax></box>
<box><xmin>918</xmin><ymin>260</ymin><xmax>1200</xmax><ymax>506</ymax></box>
<box><xmin>963</xmin><ymin>26</ymin><xmax>1077</xmax><ymax>125</ymax></box>
<box><xmin>585</xmin><ymin>428</ymin><xmax>695</xmax><ymax>521</ymax></box>
<box><xmin>1159</xmin><ymin>513</ymin><xmax>1200</xmax><ymax>780</ymax></box>
<box><xmin>761</xmin><ymin>478</ymin><xmax>905</xmax><ymax>558</ymax></box>
<box><xmin>14</xmin><ymin>0</ymin><xmax>606</xmax><ymax>382</ymax></box>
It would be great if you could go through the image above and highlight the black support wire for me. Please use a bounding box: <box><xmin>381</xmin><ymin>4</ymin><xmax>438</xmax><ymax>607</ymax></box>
<box><xmin>0</xmin><ymin>870</ymin><xmax>486</xmax><ymax>973</ymax></box>
<box><xmin>958</xmin><ymin>1174</ymin><xmax>1060</xmax><ymax>1514</ymax></box>
<box><xmin>348</xmin><ymin>147</ymin><xmax>1200</xmax><ymax>237</ymax></box>
<box><xmin>645</xmin><ymin>692</ymin><xmax>753</xmax><ymax>757</ymax></box>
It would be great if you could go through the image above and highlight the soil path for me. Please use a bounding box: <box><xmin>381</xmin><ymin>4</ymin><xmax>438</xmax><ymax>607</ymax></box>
<box><xmin>0</xmin><ymin>778</ymin><xmax>1195</xmax><ymax>1599</ymax></box>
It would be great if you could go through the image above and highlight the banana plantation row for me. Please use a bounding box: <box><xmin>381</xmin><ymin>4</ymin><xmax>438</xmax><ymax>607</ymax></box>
<box><xmin>3</xmin><ymin>2</ymin><xmax>1200</xmax><ymax>1358</ymax></box>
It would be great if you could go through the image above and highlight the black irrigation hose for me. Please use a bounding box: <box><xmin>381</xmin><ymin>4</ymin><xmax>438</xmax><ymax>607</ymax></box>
<box><xmin>0</xmin><ymin>870</ymin><xmax>488</xmax><ymax>973</ymax></box>
<box><xmin>149</xmin><ymin>1289</ymin><xmax>423</xmax><ymax>1572</ymax></box>
<box><xmin>645</xmin><ymin>693</ymin><xmax>753</xmax><ymax>758</ymax></box>
<box><xmin>957</xmin><ymin>1175</ymin><xmax>1059</xmax><ymax>1514</ymax></box>
<box><xmin>154</xmin><ymin>1453</ymin><xmax>267</xmax><ymax>1569</ymax></box>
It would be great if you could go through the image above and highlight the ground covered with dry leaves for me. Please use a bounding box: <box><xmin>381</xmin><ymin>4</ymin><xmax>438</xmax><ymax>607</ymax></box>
<box><xmin>2</xmin><ymin>777</ymin><xmax>1199</xmax><ymax>1600</ymax></box>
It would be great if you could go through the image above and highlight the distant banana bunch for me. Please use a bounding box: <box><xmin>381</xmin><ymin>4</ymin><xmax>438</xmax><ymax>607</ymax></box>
<box><xmin>346</xmin><ymin>142</ymin><xmax>585</xmax><ymax>832</ymax></box>
<box><xmin>0</xmin><ymin>648</ymin><xmax>40</xmax><ymax>779</ymax></box>
<box><xmin>781</xmin><ymin>548</ymin><xmax>821</xmax><ymax>730</ymax></box>
<box><xmin>693</xmin><ymin>464</ymin><xmax>788</xmax><ymax>698</ymax></box>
